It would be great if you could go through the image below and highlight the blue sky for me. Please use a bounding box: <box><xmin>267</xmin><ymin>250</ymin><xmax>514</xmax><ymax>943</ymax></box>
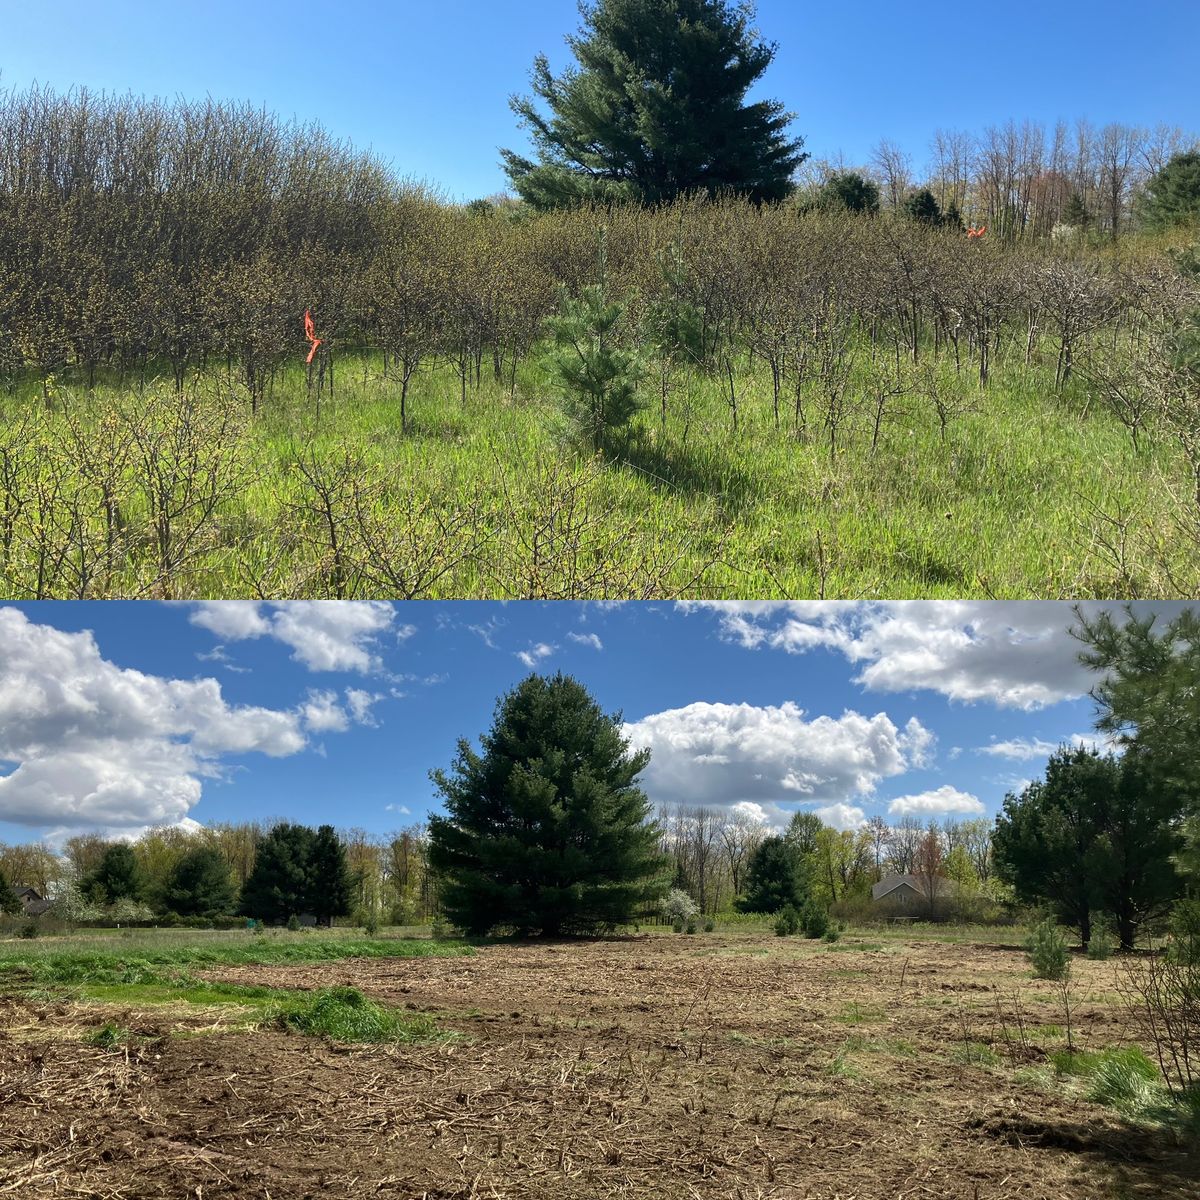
<box><xmin>2</xmin><ymin>601</ymin><xmax>1190</xmax><ymax>847</ymax></box>
<box><xmin>2</xmin><ymin>1</ymin><xmax>1196</xmax><ymax>201</ymax></box>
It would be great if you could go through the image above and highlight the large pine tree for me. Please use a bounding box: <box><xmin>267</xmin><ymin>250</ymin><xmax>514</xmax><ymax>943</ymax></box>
<box><xmin>162</xmin><ymin>847</ymin><xmax>237</xmax><ymax>918</ymax></box>
<box><xmin>502</xmin><ymin>0</ymin><xmax>806</xmax><ymax>208</ymax></box>
<box><xmin>83</xmin><ymin>844</ymin><xmax>144</xmax><ymax>905</ymax></box>
<box><xmin>239</xmin><ymin>823</ymin><xmax>315</xmax><ymax>924</ymax></box>
<box><xmin>428</xmin><ymin>672</ymin><xmax>666</xmax><ymax>936</ymax></box>
<box><xmin>309</xmin><ymin>825</ymin><xmax>355</xmax><ymax>927</ymax></box>
<box><xmin>992</xmin><ymin>745</ymin><xmax>1182</xmax><ymax>950</ymax></box>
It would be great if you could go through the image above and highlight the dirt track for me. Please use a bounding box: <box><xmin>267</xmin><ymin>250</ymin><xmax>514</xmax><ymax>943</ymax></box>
<box><xmin>1</xmin><ymin>934</ymin><xmax>1196</xmax><ymax>1198</ymax></box>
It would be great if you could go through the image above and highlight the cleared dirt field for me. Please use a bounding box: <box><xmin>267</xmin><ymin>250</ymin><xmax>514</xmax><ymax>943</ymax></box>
<box><xmin>1</xmin><ymin>932</ymin><xmax>1196</xmax><ymax>1199</ymax></box>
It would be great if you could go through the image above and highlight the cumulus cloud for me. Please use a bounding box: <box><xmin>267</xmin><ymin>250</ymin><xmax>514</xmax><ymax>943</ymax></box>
<box><xmin>887</xmin><ymin>785</ymin><xmax>984</xmax><ymax>816</ymax></box>
<box><xmin>0</xmin><ymin>607</ymin><xmax>308</xmax><ymax>837</ymax></box>
<box><xmin>190</xmin><ymin>601</ymin><xmax>397</xmax><ymax>673</ymax></box>
<box><xmin>516</xmin><ymin>642</ymin><xmax>556</xmax><ymax>668</ymax></box>
<box><xmin>680</xmin><ymin>601</ymin><xmax>1192</xmax><ymax>710</ymax></box>
<box><xmin>567</xmin><ymin>632</ymin><xmax>604</xmax><ymax>651</ymax></box>
<box><xmin>814</xmin><ymin>803</ymin><xmax>868</xmax><ymax>830</ymax></box>
<box><xmin>625</xmin><ymin>701</ymin><xmax>932</xmax><ymax>813</ymax></box>
<box><xmin>301</xmin><ymin>690</ymin><xmax>350</xmax><ymax>733</ymax></box>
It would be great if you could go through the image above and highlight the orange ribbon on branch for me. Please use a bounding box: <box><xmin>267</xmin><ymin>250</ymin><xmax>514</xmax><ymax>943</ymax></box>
<box><xmin>966</xmin><ymin>225</ymin><xmax>987</xmax><ymax>240</ymax></box>
<box><xmin>303</xmin><ymin>309</ymin><xmax>322</xmax><ymax>363</ymax></box>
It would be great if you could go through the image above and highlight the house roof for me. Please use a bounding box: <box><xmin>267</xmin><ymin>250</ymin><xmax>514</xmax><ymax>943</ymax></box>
<box><xmin>871</xmin><ymin>873</ymin><xmax>953</xmax><ymax>900</ymax></box>
<box><xmin>15</xmin><ymin>887</ymin><xmax>41</xmax><ymax>900</ymax></box>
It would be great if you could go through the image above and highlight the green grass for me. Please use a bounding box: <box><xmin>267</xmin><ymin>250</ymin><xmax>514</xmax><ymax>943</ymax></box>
<box><xmin>0</xmin><ymin>928</ymin><xmax>474</xmax><ymax>989</ymax></box>
<box><xmin>274</xmin><ymin>986</ymin><xmax>443</xmax><ymax>1044</ymax></box>
<box><xmin>1</xmin><ymin>336</ymin><xmax>1193</xmax><ymax>599</ymax></box>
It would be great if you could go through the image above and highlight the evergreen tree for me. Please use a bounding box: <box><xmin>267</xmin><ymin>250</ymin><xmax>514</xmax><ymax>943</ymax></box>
<box><xmin>428</xmin><ymin>672</ymin><xmax>666</xmax><ymax>936</ymax></box>
<box><xmin>0</xmin><ymin>866</ymin><xmax>22</xmax><ymax>915</ymax></box>
<box><xmin>545</xmin><ymin>231</ymin><xmax>645</xmax><ymax>451</ymax></box>
<box><xmin>993</xmin><ymin>745</ymin><xmax>1182</xmax><ymax>949</ymax></box>
<box><xmin>1062</xmin><ymin>192</ymin><xmax>1091</xmax><ymax>228</ymax></box>
<box><xmin>1138</xmin><ymin>152</ymin><xmax>1200</xmax><ymax>230</ymax></box>
<box><xmin>309</xmin><ymin>825</ymin><xmax>355</xmax><ymax>927</ymax></box>
<box><xmin>903</xmin><ymin>187</ymin><xmax>943</xmax><ymax>226</ymax></box>
<box><xmin>1073</xmin><ymin>605</ymin><xmax>1200</xmax><ymax>883</ymax></box>
<box><xmin>83</xmin><ymin>843</ymin><xmax>144</xmax><ymax>905</ymax></box>
<box><xmin>162</xmin><ymin>847</ymin><xmax>236</xmax><ymax>918</ymax></box>
<box><xmin>815</xmin><ymin>172</ymin><xmax>880</xmax><ymax>215</ymax></box>
<box><xmin>737</xmin><ymin>836</ymin><xmax>807</xmax><ymax>913</ymax></box>
<box><xmin>942</xmin><ymin>200</ymin><xmax>965</xmax><ymax>232</ymax></box>
<box><xmin>239</xmin><ymin>823</ymin><xmax>315</xmax><ymax>924</ymax></box>
<box><xmin>502</xmin><ymin>0</ymin><xmax>806</xmax><ymax>208</ymax></box>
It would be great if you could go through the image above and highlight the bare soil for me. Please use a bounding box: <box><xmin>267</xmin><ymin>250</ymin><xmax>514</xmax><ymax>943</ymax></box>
<box><xmin>1</xmin><ymin>933</ymin><xmax>1196</xmax><ymax>1198</ymax></box>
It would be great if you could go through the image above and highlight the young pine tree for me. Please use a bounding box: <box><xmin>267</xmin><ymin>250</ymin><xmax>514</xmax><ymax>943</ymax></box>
<box><xmin>545</xmin><ymin>230</ymin><xmax>645</xmax><ymax>453</ymax></box>
<box><xmin>428</xmin><ymin>672</ymin><xmax>666</xmax><ymax>936</ymax></box>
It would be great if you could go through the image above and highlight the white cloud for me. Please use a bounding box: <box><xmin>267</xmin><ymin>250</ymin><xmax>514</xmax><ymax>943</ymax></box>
<box><xmin>190</xmin><ymin>601</ymin><xmax>398</xmax><ymax>674</ymax></box>
<box><xmin>516</xmin><ymin>642</ymin><xmax>556</xmax><ymax>669</ymax></box>
<box><xmin>385</xmin><ymin>803</ymin><xmax>411</xmax><ymax>815</ymax></box>
<box><xmin>978</xmin><ymin>733</ymin><xmax>1108</xmax><ymax>761</ymax></box>
<box><xmin>0</xmin><ymin>607</ymin><xmax>307</xmax><ymax>837</ymax></box>
<box><xmin>301</xmin><ymin>690</ymin><xmax>350</xmax><ymax>733</ymax></box>
<box><xmin>345</xmin><ymin>688</ymin><xmax>383</xmax><ymax>726</ymax></box>
<box><xmin>680</xmin><ymin>601</ymin><xmax>1193</xmax><ymax>710</ymax></box>
<box><xmin>625</xmin><ymin>701</ymin><xmax>932</xmax><ymax>812</ymax></box>
<box><xmin>887</xmin><ymin>785</ymin><xmax>985</xmax><ymax>816</ymax></box>
<box><xmin>567</xmin><ymin>632</ymin><xmax>604</xmax><ymax>651</ymax></box>
<box><xmin>815</xmin><ymin>802</ymin><xmax>868</xmax><ymax>830</ymax></box>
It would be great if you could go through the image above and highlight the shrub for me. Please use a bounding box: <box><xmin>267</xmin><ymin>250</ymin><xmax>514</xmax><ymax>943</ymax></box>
<box><xmin>108</xmin><ymin>897</ymin><xmax>155</xmax><ymax>925</ymax></box>
<box><xmin>672</xmin><ymin>920</ymin><xmax>684</xmax><ymax>934</ymax></box>
<box><xmin>774</xmin><ymin>904</ymin><xmax>800</xmax><ymax>937</ymax></box>
<box><xmin>286</xmin><ymin>914</ymin><xmax>302</xmax><ymax>932</ymax></box>
<box><xmin>685</xmin><ymin>919</ymin><xmax>697</xmax><ymax>935</ymax></box>
<box><xmin>801</xmin><ymin>902</ymin><xmax>830</xmax><ymax>940</ymax></box>
<box><xmin>660</xmin><ymin>888</ymin><xmax>699</xmax><ymax>927</ymax></box>
<box><xmin>823</xmin><ymin>928</ymin><xmax>841</xmax><ymax>943</ymax></box>
<box><xmin>18</xmin><ymin>922</ymin><xmax>39</xmax><ymax>939</ymax></box>
<box><xmin>1026</xmin><ymin>918</ymin><xmax>1071</xmax><ymax>981</ymax></box>
<box><xmin>703</xmin><ymin>918</ymin><xmax>715</xmax><ymax>933</ymax></box>
<box><xmin>1087</xmin><ymin>917</ymin><xmax>1117</xmax><ymax>961</ymax></box>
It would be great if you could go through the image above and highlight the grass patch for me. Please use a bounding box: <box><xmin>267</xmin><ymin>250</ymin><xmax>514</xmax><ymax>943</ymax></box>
<box><xmin>836</xmin><ymin>1002</ymin><xmax>885</xmax><ymax>1025</ymax></box>
<box><xmin>274</xmin><ymin>986</ymin><xmax>442</xmax><ymax>1044</ymax></box>
<box><xmin>84</xmin><ymin>1023</ymin><xmax>130</xmax><ymax>1050</ymax></box>
<box><xmin>953</xmin><ymin>1040</ymin><xmax>1001</xmax><ymax>1067</ymax></box>
<box><xmin>0</xmin><ymin>932</ymin><xmax>473</xmax><ymax>990</ymax></box>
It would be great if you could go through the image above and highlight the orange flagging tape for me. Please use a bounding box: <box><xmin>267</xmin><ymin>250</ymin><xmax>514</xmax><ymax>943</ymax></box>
<box><xmin>967</xmin><ymin>225</ymin><xmax>987</xmax><ymax>239</ymax></box>
<box><xmin>304</xmin><ymin>309</ymin><xmax>322</xmax><ymax>363</ymax></box>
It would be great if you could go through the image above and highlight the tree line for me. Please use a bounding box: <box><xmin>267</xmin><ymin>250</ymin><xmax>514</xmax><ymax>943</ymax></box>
<box><xmin>654</xmin><ymin>803</ymin><xmax>995</xmax><ymax>918</ymax></box>
<box><xmin>0</xmin><ymin>819</ymin><xmax>441</xmax><ymax>928</ymax></box>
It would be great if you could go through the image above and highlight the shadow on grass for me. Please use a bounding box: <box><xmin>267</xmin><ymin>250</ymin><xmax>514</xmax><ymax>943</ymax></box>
<box><xmin>970</xmin><ymin>1112</ymin><xmax>1199</xmax><ymax>1194</ymax></box>
<box><xmin>609</xmin><ymin>433</ymin><xmax>760</xmax><ymax>509</ymax></box>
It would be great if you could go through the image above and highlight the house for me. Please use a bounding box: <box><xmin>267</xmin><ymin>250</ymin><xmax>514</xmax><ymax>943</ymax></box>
<box><xmin>14</xmin><ymin>887</ymin><xmax>52</xmax><ymax>917</ymax></box>
<box><xmin>871</xmin><ymin>873</ymin><xmax>954</xmax><ymax>917</ymax></box>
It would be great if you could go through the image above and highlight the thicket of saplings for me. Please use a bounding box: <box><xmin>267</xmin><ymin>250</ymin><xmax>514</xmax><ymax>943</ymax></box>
<box><xmin>3</xmin><ymin>88</ymin><xmax>1200</xmax><ymax>598</ymax></box>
